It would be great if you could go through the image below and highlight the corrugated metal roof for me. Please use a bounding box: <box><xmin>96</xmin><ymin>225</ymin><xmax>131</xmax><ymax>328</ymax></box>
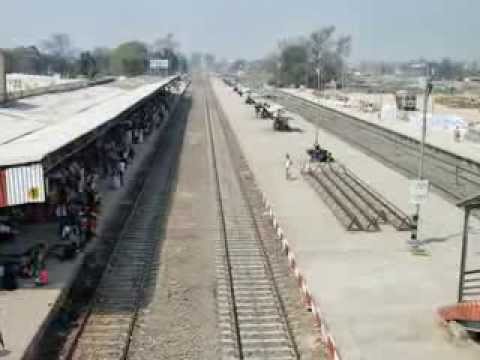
<box><xmin>0</xmin><ymin>76</ymin><xmax>177</xmax><ymax>167</ymax></box>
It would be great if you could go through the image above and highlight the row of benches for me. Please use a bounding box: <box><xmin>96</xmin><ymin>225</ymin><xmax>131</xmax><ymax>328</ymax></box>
<box><xmin>304</xmin><ymin>162</ymin><xmax>411</xmax><ymax>232</ymax></box>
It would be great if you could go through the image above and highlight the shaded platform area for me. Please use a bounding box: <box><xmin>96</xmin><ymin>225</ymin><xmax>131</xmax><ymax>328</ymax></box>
<box><xmin>212</xmin><ymin>77</ymin><xmax>480</xmax><ymax>359</ymax></box>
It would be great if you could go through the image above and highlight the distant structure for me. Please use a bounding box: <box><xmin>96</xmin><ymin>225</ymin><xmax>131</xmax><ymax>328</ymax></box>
<box><xmin>0</xmin><ymin>51</ymin><xmax>6</xmax><ymax>104</ymax></box>
<box><xmin>402</xmin><ymin>62</ymin><xmax>428</xmax><ymax>78</ymax></box>
<box><xmin>149</xmin><ymin>58</ymin><xmax>169</xmax><ymax>76</ymax></box>
<box><xmin>395</xmin><ymin>90</ymin><xmax>417</xmax><ymax>111</ymax></box>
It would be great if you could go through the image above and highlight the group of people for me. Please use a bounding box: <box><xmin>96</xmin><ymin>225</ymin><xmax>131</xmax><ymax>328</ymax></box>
<box><xmin>285</xmin><ymin>143</ymin><xmax>335</xmax><ymax>180</ymax></box>
<box><xmin>53</xmin><ymin>170</ymin><xmax>99</xmax><ymax>248</ymax></box>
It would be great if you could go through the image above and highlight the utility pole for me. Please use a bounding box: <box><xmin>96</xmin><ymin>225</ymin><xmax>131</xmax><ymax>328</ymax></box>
<box><xmin>379</xmin><ymin>90</ymin><xmax>383</xmax><ymax>120</ymax></box>
<box><xmin>0</xmin><ymin>51</ymin><xmax>6</xmax><ymax>104</ymax></box>
<box><xmin>316</xmin><ymin>68</ymin><xmax>320</xmax><ymax>90</ymax></box>
<box><xmin>277</xmin><ymin>61</ymin><xmax>282</xmax><ymax>86</ymax></box>
<box><xmin>410</xmin><ymin>67</ymin><xmax>433</xmax><ymax>253</ymax></box>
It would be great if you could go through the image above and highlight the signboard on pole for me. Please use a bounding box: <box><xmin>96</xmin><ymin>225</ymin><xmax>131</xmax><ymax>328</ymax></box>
<box><xmin>149</xmin><ymin>59</ymin><xmax>169</xmax><ymax>70</ymax></box>
<box><xmin>409</xmin><ymin>179</ymin><xmax>429</xmax><ymax>205</ymax></box>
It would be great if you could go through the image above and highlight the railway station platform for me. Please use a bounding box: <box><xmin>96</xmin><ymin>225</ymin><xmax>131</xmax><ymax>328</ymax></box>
<box><xmin>281</xmin><ymin>88</ymin><xmax>480</xmax><ymax>165</ymax></box>
<box><xmin>212</xmin><ymin>78</ymin><xmax>480</xmax><ymax>359</ymax></box>
<box><xmin>0</xmin><ymin>81</ymin><xmax>188</xmax><ymax>360</ymax></box>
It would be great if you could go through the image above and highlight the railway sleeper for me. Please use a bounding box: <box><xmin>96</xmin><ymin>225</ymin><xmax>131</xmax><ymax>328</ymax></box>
<box><xmin>77</xmin><ymin>333</ymin><xmax>129</xmax><ymax>344</ymax></box>
<box><xmin>241</xmin><ymin>348</ymin><xmax>296</xmax><ymax>359</ymax></box>
<box><xmin>235</xmin><ymin>306</ymin><xmax>281</xmax><ymax>314</ymax></box>
<box><xmin>72</xmin><ymin>346</ymin><xmax>126</xmax><ymax>359</ymax></box>
<box><xmin>80</xmin><ymin>322</ymin><xmax>131</xmax><ymax>331</ymax></box>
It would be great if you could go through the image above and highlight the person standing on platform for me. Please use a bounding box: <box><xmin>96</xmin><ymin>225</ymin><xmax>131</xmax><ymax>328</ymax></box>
<box><xmin>118</xmin><ymin>157</ymin><xmax>126</xmax><ymax>187</ymax></box>
<box><xmin>0</xmin><ymin>330</ymin><xmax>5</xmax><ymax>350</ymax></box>
<box><xmin>454</xmin><ymin>126</ymin><xmax>461</xmax><ymax>142</ymax></box>
<box><xmin>55</xmin><ymin>202</ymin><xmax>68</xmax><ymax>239</ymax></box>
<box><xmin>285</xmin><ymin>154</ymin><xmax>292</xmax><ymax>180</ymax></box>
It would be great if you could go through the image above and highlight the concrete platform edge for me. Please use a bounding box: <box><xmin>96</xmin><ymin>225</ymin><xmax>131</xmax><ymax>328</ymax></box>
<box><xmin>260</xmin><ymin>189</ymin><xmax>341</xmax><ymax>360</ymax></box>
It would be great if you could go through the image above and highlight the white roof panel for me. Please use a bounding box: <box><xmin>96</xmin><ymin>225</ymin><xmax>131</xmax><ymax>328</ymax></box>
<box><xmin>0</xmin><ymin>76</ymin><xmax>177</xmax><ymax>167</ymax></box>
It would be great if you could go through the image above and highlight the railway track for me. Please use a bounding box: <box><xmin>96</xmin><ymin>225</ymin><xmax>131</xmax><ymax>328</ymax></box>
<box><xmin>274</xmin><ymin>91</ymin><xmax>480</xmax><ymax>202</ymax></box>
<box><xmin>63</xmin><ymin>93</ymin><xmax>189</xmax><ymax>360</ymax></box>
<box><xmin>204</xmin><ymin>80</ymin><xmax>299</xmax><ymax>359</ymax></box>
<box><xmin>57</xmin><ymin>79</ymin><xmax>309</xmax><ymax>360</ymax></box>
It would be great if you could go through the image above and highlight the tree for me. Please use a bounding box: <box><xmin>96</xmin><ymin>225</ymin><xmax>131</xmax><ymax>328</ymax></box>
<box><xmin>263</xmin><ymin>26</ymin><xmax>352</xmax><ymax>88</ymax></box>
<box><xmin>92</xmin><ymin>47</ymin><xmax>112</xmax><ymax>75</ymax></box>
<box><xmin>4</xmin><ymin>46</ymin><xmax>44</xmax><ymax>74</ymax></box>
<box><xmin>42</xmin><ymin>33</ymin><xmax>73</xmax><ymax>58</ymax></box>
<box><xmin>79</xmin><ymin>52</ymin><xmax>97</xmax><ymax>79</ymax></box>
<box><xmin>279</xmin><ymin>39</ymin><xmax>309</xmax><ymax>87</ymax></box>
<box><xmin>177</xmin><ymin>54</ymin><xmax>189</xmax><ymax>73</ymax></box>
<box><xmin>153</xmin><ymin>33</ymin><xmax>178</xmax><ymax>54</ymax></box>
<box><xmin>190</xmin><ymin>52</ymin><xmax>203</xmax><ymax>69</ymax></box>
<box><xmin>151</xmin><ymin>34</ymin><xmax>181</xmax><ymax>74</ymax></box>
<box><xmin>204</xmin><ymin>53</ymin><xmax>216</xmax><ymax>71</ymax></box>
<box><xmin>308</xmin><ymin>27</ymin><xmax>351</xmax><ymax>86</ymax></box>
<box><xmin>309</xmin><ymin>26</ymin><xmax>336</xmax><ymax>66</ymax></box>
<box><xmin>110</xmin><ymin>41</ymin><xmax>148</xmax><ymax>76</ymax></box>
<box><xmin>230</xmin><ymin>59</ymin><xmax>247</xmax><ymax>73</ymax></box>
<box><xmin>41</xmin><ymin>33</ymin><xmax>75</xmax><ymax>75</ymax></box>
<box><xmin>435</xmin><ymin>58</ymin><xmax>465</xmax><ymax>80</ymax></box>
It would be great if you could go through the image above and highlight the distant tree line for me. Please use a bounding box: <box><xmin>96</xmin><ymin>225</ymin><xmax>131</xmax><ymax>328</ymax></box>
<box><xmin>231</xmin><ymin>26</ymin><xmax>351</xmax><ymax>88</ymax></box>
<box><xmin>2</xmin><ymin>33</ymin><xmax>188</xmax><ymax>79</ymax></box>
<box><xmin>357</xmin><ymin>58</ymin><xmax>480</xmax><ymax>81</ymax></box>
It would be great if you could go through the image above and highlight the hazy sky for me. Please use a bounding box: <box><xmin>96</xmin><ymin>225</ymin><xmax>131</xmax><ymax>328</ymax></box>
<box><xmin>2</xmin><ymin>0</ymin><xmax>478</xmax><ymax>62</ymax></box>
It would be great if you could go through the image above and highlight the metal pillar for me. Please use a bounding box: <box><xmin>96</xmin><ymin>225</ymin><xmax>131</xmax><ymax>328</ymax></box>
<box><xmin>458</xmin><ymin>208</ymin><xmax>470</xmax><ymax>302</ymax></box>
<box><xmin>410</xmin><ymin>80</ymin><xmax>433</xmax><ymax>250</ymax></box>
<box><xmin>0</xmin><ymin>51</ymin><xmax>6</xmax><ymax>104</ymax></box>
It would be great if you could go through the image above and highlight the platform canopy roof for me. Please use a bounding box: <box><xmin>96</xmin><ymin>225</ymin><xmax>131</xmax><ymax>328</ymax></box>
<box><xmin>457</xmin><ymin>193</ymin><xmax>480</xmax><ymax>209</ymax></box>
<box><xmin>0</xmin><ymin>75</ymin><xmax>178</xmax><ymax>168</ymax></box>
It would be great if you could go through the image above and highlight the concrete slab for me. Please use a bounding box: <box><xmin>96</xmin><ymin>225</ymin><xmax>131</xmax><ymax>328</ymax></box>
<box><xmin>212</xmin><ymin>78</ymin><xmax>480</xmax><ymax>360</ymax></box>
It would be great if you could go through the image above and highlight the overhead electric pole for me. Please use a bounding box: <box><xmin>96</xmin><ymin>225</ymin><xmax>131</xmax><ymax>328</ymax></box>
<box><xmin>410</xmin><ymin>65</ymin><xmax>433</xmax><ymax>254</ymax></box>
